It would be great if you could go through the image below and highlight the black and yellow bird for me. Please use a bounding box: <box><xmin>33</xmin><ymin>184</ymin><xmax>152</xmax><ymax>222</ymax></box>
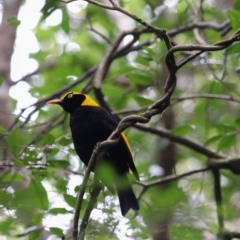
<box><xmin>47</xmin><ymin>92</ymin><xmax>139</xmax><ymax>216</ymax></box>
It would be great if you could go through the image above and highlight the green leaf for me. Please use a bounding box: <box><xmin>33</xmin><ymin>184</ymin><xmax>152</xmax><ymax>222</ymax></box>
<box><xmin>58</xmin><ymin>137</ymin><xmax>72</xmax><ymax>146</ymax></box>
<box><xmin>0</xmin><ymin>218</ymin><xmax>15</xmax><ymax>234</ymax></box>
<box><xmin>216</xmin><ymin>124</ymin><xmax>236</xmax><ymax>133</ymax></box>
<box><xmin>204</xmin><ymin>135</ymin><xmax>223</xmax><ymax>146</ymax></box>
<box><xmin>0</xmin><ymin>77</ymin><xmax>3</xmax><ymax>86</ymax></box>
<box><xmin>74</xmin><ymin>185</ymin><xmax>80</xmax><ymax>193</ymax></box>
<box><xmin>55</xmin><ymin>178</ymin><xmax>68</xmax><ymax>192</ymax></box>
<box><xmin>150</xmin><ymin>183</ymin><xmax>186</xmax><ymax>212</ymax></box>
<box><xmin>0</xmin><ymin>189</ymin><xmax>12</xmax><ymax>207</ymax></box>
<box><xmin>29</xmin><ymin>178</ymin><xmax>49</xmax><ymax>210</ymax></box>
<box><xmin>132</xmin><ymin>95</ymin><xmax>154</xmax><ymax>106</ymax></box>
<box><xmin>61</xmin><ymin>9</ymin><xmax>70</xmax><ymax>34</ymax></box>
<box><xmin>235</xmin><ymin>118</ymin><xmax>240</xmax><ymax>127</ymax></box>
<box><xmin>128</xmin><ymin>72</ymin><xmax>153</xmax><ymax>85</ymax></box>
<box><xmin>112</xmin><ymin>66</ymin><xmax>136</xmax><ymax>77</ymax></box>
<box><xmin>6</xmin><ymin>129</ymin><xmax>33</xmax><ymax>156</ymax></box>
<box><xmin>30</xmin><ymin>213</ymin><xmax>44</xmax><ymax>225</ymax></box>
<box><xmin>217</xmin><ymin>134</ymin><xmax>236</xmax><ymax>151</ymax></box>
<box><xmin>44</xmin><ymin>148</ymin><xmax>59</xmax><ymax>157</ymax></box>
<box><xmin>2</xmin><ymin>173</ymin><xmax>25</xmax><ymax>183</ymax></box>
<box><xmin>135</xmin><ymin>56</ymin><xmax>150</xmax><ymax>67</ymax></box>
<box><xmin>145</xmin><ymin>47</ymin><xmax>155</xmax><ymax>59</ymax></box>
<box><xmin>234</xmin><ymin>0</ymin><xmax>240</xmax><ymax>9</ymax></box>
<box><xmin>7</xmin><ymin>17</ymin><xmax>21</xmax><ymax>27</ymax></box>
<box><xmin>48</xmin><ymin>160</ymin><xmax>70</xmax><ymax>168</ymax></box>
<box><xmin>171</xmin><ymin>125</ymin><xmax>193</xmax><ymax>136</ymax></box>
<box><xmin>22</xmin><ymin>148</ymin><xmax>39</xmax><ymax>163</ymax></box>
<box><xmin>29</xmin><ymin>229</ymin><xmax>41</xmax><ymax>240</ymax></box>
<box><xmin>37</xmin><ymin>133</ymin><xmax>55</xmax><ymax>146</ymax></box>
<box><xmin>63</xmin><ymin>194</ymin><xmax>77</xmax><ymax>208</ymax></box>
<box><xmin>48</xmin><ymin>207</ymin><xmax>71</xmax><ymax>215</ymax></box>
<box><xmin>227</xmin><ymin>10</ymin><xmax>240</xmax><ymax>30</ymax></box>
<box><xmin>227</xmin><ymin>42</ymin><xmax>240</xmax><ymax>55</ymax></box>
<box><xmin>7</xmin><ymin>129</ymin><xmax>20</xmax><ymax>155</ymax></box>
<box><xmin>102</xmin><ymin>84</ymin><xmax>125</xmax><ymax>99</ymax></box>
<box><xmin>50</xmin><ymin>227</ymin><xmax>63</xmax><ymax>237</ymax></box>
<box><xmin>170</xmin><ymin>225</ymin><xmax>203</xmax><ymax>239</ymax></box>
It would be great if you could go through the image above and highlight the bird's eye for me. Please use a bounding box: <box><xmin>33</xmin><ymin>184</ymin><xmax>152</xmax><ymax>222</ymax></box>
<box><xmin>68</xmin><ymin>93</ymin><xmax>73</xmax><ymax>98</ymax></box>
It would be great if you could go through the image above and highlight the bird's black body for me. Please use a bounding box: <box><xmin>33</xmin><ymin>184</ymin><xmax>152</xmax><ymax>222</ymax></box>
<box><xmin>70</xmin><ymin>106</ymin><xmax>138</xmax><ymax>177</ymax></box>
<box><xmin>47</xmin><ymin>92</ymin><xmax>139</xmax><ymax>216</ymax></box>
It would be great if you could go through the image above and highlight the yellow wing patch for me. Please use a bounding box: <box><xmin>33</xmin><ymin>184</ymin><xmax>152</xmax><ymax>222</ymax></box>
<box><xmin>81</xmin><ymin>94</ymin><xmax>99</xmax><ymax>107</ymax></box>
<box><xmin>121</xmin><ymin>132</ymin><xmax>132</xmax><ymax>155</ymax></box>
<box><xmin>121</xmin><ymin>132</ymin><xmax>137</xmax><ymax>175</ymax></box>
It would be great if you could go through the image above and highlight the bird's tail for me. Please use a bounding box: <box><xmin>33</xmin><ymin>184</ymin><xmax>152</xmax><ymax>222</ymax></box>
<box><xmin>116</xmin><ymin>175</ymin><xmax>139</xmax><ymax>216</ymax></box>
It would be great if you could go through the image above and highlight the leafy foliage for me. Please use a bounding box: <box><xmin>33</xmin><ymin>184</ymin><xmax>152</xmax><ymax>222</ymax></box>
<box><xmin>1</xmin><ymin>0</ymin><xmax>240</xmax><ymax>239</ymax></box>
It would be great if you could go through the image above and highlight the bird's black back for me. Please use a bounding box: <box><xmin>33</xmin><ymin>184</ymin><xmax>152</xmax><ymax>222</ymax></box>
<box><xmin>70</xmin><ymin>106</ymin><xmax>139</xmax><ymax>179</ymax></box>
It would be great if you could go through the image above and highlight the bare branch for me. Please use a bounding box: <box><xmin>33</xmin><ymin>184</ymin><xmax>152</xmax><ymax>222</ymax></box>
<box><xmin>171</xmin><ymin>29</ymin><xmax>240</xmax><ymax>69</ymax></box>
<box><xmin>79</xmin><ymin>181</ymin><xmax>103</xmax><ymax>239</ymax></box>
<box><xmin>134</xmin><ymin>124</ymin><xmax>225</xmax><ymax>159</ymax></box>
<box><xmin>137</xmin><ymin>167</ymin><xmax>210</xmax><ymax>199</ymax></box>
<box><xmin>172</xmin><ymin>94</ymin><xmax>240</xmax><ymax>105</ymax></box>
<box><xmin>17</xmin><ymin>112</ymin><xmax>67</xmax><ymax>157</ymax></box>
<box><xmin>167</xmin><ymin>21</ymin><xmax>230</xmax><ymax>37</ymax></box>
<box><xmin>138</xmin><ymin>157</ymin><xmax>240</xmax><ymax>197</ymax></box>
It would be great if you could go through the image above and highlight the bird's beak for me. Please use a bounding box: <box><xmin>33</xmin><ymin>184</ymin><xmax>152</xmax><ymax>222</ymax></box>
<box><xmin>47</xmin><ymin>99</ymin><xmax>62</xmax><ymax>105</ymax></box>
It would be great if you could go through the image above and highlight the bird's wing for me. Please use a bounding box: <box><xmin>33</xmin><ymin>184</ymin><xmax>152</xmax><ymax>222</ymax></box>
<box><xmin>101</xmin><ymin>108</ymin><xmax>139</xmax><ymax>180</ymax></box>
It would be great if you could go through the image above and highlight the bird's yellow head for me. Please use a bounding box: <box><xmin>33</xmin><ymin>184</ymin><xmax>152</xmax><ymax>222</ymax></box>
<box><xmin>47</xmin><ymin>92</ymin><xmax>98</xmax><ymax>114</ymax></box>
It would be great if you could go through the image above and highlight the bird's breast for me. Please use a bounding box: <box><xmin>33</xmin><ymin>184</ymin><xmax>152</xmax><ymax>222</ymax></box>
<box><xmin>69</xmin><ymin>107</ymin><xmax>110</xmax><ymax>165</ymax></box>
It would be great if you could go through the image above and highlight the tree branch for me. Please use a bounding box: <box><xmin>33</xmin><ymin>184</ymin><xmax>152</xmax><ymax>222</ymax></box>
<box><xmin>79</xmin><ymin>180</ymin><xmax>103</xmax><ymax>240</ymax></box>
<box><xmin>134</xmin><ymin>124</ymin><xmax>225</xmax><ymax>159</ymax></box>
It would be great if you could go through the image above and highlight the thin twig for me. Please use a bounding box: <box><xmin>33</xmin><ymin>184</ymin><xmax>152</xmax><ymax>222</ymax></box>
<box><xmin>173</xmin><ymin>30</ymin><xmax>240</xmax><ymax>69</ymax></box>
<box><xmin>171</xmin><ymin>94</ymin><xmax>240</xmax><ymax>105</ymax></box>
<box><xmin>167</xmin><ymin>20</ymin><xmax>230</xmax><ymax>37</ymax></box>
<box><xmin>17</xmin><ymin>112</ymin><xmax>66</xmax><ymax>157</ymax></box>
<box><xmin>137</xmin><ymin>166</ymin><xmax>210</xmax><ymax>199</ymax></box>
<box><xmin>72</xmin><ymin>139</ymin><xmax>118</xmax><ymax>239</ymax></box>
<box><xmin>134</xmin><ymin>124</ymin><xmax>225</xmax><ymax>159</ymax></box>
<box><xmin>79</xmin><ymin>180</ymin><xmax>103</xmax><ymax>239</ymax></box>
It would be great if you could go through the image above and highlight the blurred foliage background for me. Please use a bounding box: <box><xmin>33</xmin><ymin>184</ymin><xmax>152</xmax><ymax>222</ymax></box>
<box><xmin>0</xmin><ymin>0</ymin><xmax>240</xmax><ymax>239</ymax></box>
